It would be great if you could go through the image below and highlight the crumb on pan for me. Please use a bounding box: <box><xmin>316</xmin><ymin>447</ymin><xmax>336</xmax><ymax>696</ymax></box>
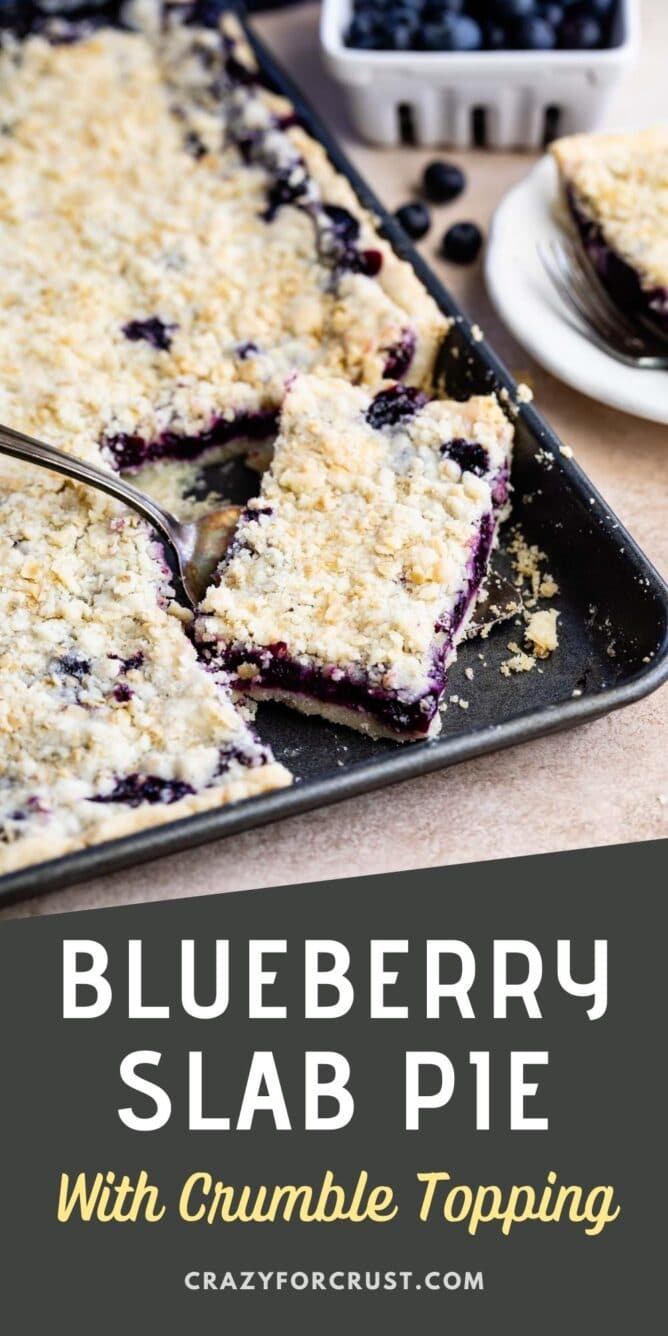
<box><xmin>525</xmin><ymin>609</ymin><xmax>560</xmax><ymax>659</ymax></box>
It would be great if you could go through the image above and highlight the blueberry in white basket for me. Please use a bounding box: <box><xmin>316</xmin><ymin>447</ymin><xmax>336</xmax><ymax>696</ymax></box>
<box><xmin>343</xmin><ymin>0</ymin><xmax>617</xmax><ymax>52</ymax></box>
<box><xmin>395</xmin><ymin>201</ymin><xmax>431</xmax><ymax>239</ymax></box>
<box><xmin>538</xmin><ymin>2</ymin><xmax>565</xmax><ymax>24</ymax></box>
<box><xmin>441</xmin><ymin>221</ymin><xmax>483</xmax><ymax>264</ymax></box>
<box><xmin>559</xmin><ymin>13</ymin><xmax>602</xmax><ymax>48</ymax></box>
<box><xmin>515</xmin><ymin>14</ymin><xmax>556</xmax><ymax>47</ymax></box>
<box><xmin>418</xmin><ymin>13</ymin><xmax>483</xmax><ymax>51</ymax></box>
<box><xmin>423</xmin><ymin>160</ymin><xmax>466</xmax><ymax>203</ymax></box>
<box><xmin>483</xmin><ymin>21</ymin><xmax>509</xmax><ymax>49</ymax></box>
<box><xmin>490</xmin><ymin>0</ymin><xmax>536</xmax><ymax>18</ymax></box>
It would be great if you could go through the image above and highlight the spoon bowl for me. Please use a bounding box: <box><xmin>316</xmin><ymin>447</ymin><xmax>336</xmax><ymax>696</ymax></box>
<box><xmin>0</xmin><ymin>422</ymin><xmax>242</xmax><ymax>606</ymax></box>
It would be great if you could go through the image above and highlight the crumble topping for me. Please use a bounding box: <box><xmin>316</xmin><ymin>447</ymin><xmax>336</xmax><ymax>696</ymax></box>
<box><xmin>500</xmin><ymin>647</ymin><xmax>536</xmax><ymax>677</ymax></box>
<box><xmin>0</xmin><ymin>9</ymin><xmax>446</xmax><ymax>467</ymax></box>
<box><xmin>525</xmin><ymin>608</ymin><xmax>560</xmax><ymax>659</ymax></box>
<box><xmin>497</xmin><ymin>528</ymin><xmax>561</xmax><ymax>679</ymax></box>
<box><xmin>552</xmin><ymin>128</ymin><xmax>668</xmax><ymax>293</ymax></box>
<box><xmin>507</xmin><ymin>527</ymin><xmax>559</xmax><ymax>605</ymax></box>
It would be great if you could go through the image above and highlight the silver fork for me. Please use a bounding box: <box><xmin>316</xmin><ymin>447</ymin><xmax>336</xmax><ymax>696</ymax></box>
<box><xmin>538</xmin><ymin>237</ymin><xmax>668</xmax><ymax>370</ymax></box>
<box><xmin>0</xmin><ymin>421</ymin><xmax>242</xmax><ymax>606</ymax></box>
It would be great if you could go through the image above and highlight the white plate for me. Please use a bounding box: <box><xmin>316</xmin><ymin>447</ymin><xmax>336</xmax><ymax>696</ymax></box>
<box><xmin>485</xmin><ymin>155</ymin><xmax>668</xmax><ymax>427</ymax></box>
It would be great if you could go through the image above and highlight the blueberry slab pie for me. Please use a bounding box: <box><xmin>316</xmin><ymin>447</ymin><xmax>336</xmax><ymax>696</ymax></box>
<box><xmin>0</xmin><ymin>0</ymin><xmax>506</xmax><ymax>873</ymax></box>
<box><xmin>552</xmin><ymin>128</ymin><xmax>668</xmax><ymax>337</ymax></box>
<box><xmin>198</xmin><ymin>375</ymin><xmax>513</xmax><ymax>741</ymax></box>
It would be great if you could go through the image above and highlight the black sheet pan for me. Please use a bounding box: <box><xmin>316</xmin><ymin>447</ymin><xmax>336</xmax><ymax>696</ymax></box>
<box><xmin>1</xmin><ymin>8</ymin><xmax>666</xmax><ymax>907</ymax></box>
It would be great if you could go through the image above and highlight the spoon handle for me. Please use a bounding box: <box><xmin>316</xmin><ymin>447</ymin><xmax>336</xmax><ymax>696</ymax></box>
<box><xmin>0</xmin><ymin>421</ymin><xmax>181</xmax><ymax>550</ymax></box>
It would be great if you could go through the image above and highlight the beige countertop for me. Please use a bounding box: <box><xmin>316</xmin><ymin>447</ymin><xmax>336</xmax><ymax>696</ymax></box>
<box><xmin>5</xmin><ymin>0</ymin><xmax>666</xmax><ymax>919</ymax></box>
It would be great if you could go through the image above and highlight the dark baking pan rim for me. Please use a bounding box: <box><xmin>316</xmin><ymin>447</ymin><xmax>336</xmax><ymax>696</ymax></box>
<box><xmin>0</xmin><ymin>12</ymin><xmax>666</xmax><ymax>908</ymax></box>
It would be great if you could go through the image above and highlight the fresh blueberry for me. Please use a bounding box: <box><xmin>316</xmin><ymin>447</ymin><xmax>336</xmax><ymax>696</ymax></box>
<box><xmin>389</xmin><ymin>18</ymin><xmax>419</xmax><ymax>50</ymax></box>
<box><xmin>440</xmin><ymin>221</ymin><xmax>483</xmax><ymax>264</ymax></box>
<box><xmin>346</xmin><ymin>29</ymin><xmax>385</xmax><ymax>50</ymax></box>
<box><xmin>559</xmin><ymin>13</ymin><xmax>602</xmax><ymax>47</ymax></box>
<box><xmin>585</xmin><ymin>0</ymin><xmax>615</xmax><ymax>14</ymax></box>
<box><xmin>387</xmin><ymin>0</ymin><xmax>421</xmax><ymax>19</ymax></box>
<box><xmin>422</xmin><ymin>0</ymin><xmax>466</xmax><ymax>17</ymax></box>
<box><xmin>395</xmin><ymin>201</ymin><xmax>431</xmax><ymax>239</ymax></box>
<box><xmin>418</xmin><ymin>13</ymin><xmax>483</xmax><ymax>50</ymax></box>
<box><xmin>345</xmin><ymin>13</ymin><xmax>382</xmax><ymax>46</ymax></box>
<box><xmin>514</xmin><ymin>15</ymin><xmax>556</xmax><ymax>46</ymax></box>
<box><xmin>423</xmin><ymin>160</ymin><xmax>466</xmax><ymax>203</ymax></box>
<box><xmin>538</xmin><ymin>2</ymin><xmax>565</xmax><ymax>24</ymax></box>
<box><xmin>418</xmin><ymin>21</ymin><xmax>448</xmax><ymax>51</ymax></box>
<box><xmin>492</xmin><ymin>0</ymin><xmax>536</xmax><ymax>18</ymax></box>
<box><xmin>484</xmin><ymin>21</ymin><xmax>509</xmax><ymax>48</ymax></box>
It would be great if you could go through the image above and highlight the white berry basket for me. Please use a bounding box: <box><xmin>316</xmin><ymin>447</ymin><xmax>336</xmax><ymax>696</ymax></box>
<box><xmin>320</xmin><ymin>0</ymin><xmax>639</xmax><ymax>150</ymax></box>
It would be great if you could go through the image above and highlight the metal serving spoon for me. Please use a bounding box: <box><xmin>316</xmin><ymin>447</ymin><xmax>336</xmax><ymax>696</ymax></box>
<box><xmin>0</xmin><ymin>421</ymin><xmax>241</xmax><ymax>606</ymax></box>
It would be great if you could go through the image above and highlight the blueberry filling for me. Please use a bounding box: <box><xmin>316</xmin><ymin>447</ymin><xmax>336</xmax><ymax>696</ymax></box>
<box><xmin>438</xmin><ymin>512</ymin><xmax>495</xmax><ymax>636</ymax></box>
<box><xmin>236</xmin><ymin>340</ymin><xmax>260</xmax><ymax>360</ymax></box>
<box><xmin>216</xmin><ymin>740</ymin><xmax>271</xmax><ymax>772</ymax></box>
<box><xmin>263</xmin><ymin>163</ymin><xmax>311</xmax><ymax>223</ymax></box>
<box><xmin>90</xmin><ymin>739</ymin><xmax>270</xmax><ymax>807</ymax></box>
<box><xmin>567</xmin><ymin>189</ymin><xmax>668</xmax><ymax>337</ymax></box>
<box><xmin>491</xmin><ymin>466</ymin><xmax>510</xmax><ymax>509</ymax></box>
<box><xmin>210</xmin><ymin>510</ymin><xmax>499</xmax><ymax>737</ymax></box>
<box><xmin>109</xmin><ymin>650</ymin><xmax>145</xmax><ymax>672</ymax></box>
<box><xmin>91</xmin><ymin>774</ymin><xmax>195</xmax><ymax>807</ymax></box>
<box><xmin>319</xmin><ymin>205</ymin><xmax>384</xmax><ymax>278</ymax></box>
<box><xmin>441</xmin><ymin>438</ymin><xmax>489</xmax><ymax>477</ymax></box>
<box><xmin>216</xmin><ymin>641</ymin><xmax>443</xmax><ymax>735</ymax></box>
<box><xmin>103</xmin><ymin>408</ymin><xmax>278</xmax><ymax>472</ymax></box>
<box><xmin>382</xmin><ymin>328</ymin><xmax>416</xmax><ymax>380</ymax></box>
<box><xmin>113</xmin><ymin>682</ymin><xmax>133</xmax><ymax>702</ymax></box>
<box><xmin>183</xmin><ymin>129</ymin><xmax>206</xmax><ymax>159</ymax></box>
<box><xmin>123</xmin><ymin>317</ymin><xmax>177</xmax><ymax>352</ymax></box>
<box><xmin>354</xmin><ymin>248</ymin><xmax>383</xmax><ymax>277</ymax></box>
<box><xmin>57</xmin><ymin>652</ymin><xmax>91</xmax><ymax>680</ymax></box>
<box><xmin>321</xmin><ymin>203</ymin><xmax>359</xmax><ymax>251</ymax></box>
<box><xmin>365</xmin><ymin>384</ymin><xmax>428</xmax><ymax>430</ymax></box>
